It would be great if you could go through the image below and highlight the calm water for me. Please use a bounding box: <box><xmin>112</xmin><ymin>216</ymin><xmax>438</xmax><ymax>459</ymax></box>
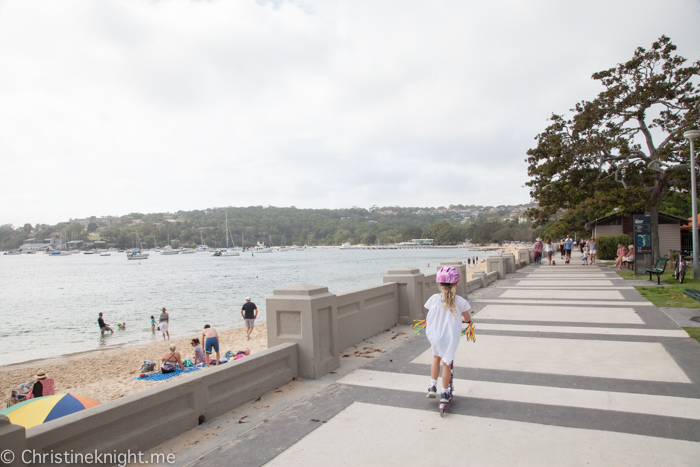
<box><xmin>0</xmin><ymin>248</ymin><xmax>495</xmax><ymax>365</ymax></box>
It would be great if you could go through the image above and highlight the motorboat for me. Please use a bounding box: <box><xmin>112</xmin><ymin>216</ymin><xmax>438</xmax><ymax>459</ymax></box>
<box><xmin>100</xmin><ymin>252</ymin><xmax>111</xmax><ymax>256</ymax></box>
<box><xmin>180</xmin><ymin>248</ymin><xmax>195</xmax><ymax>254</ymax></box>
<box><xmin>160</xmin><ymin>245</ymin><xmax>180</xmax><ymax>255</ymax></box>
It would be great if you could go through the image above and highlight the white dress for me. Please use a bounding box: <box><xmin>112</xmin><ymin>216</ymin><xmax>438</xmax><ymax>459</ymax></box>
<box><xmin>424</xmin><ymin>294</ymin><xmax>471</xmax><ymax>365</ymax></box>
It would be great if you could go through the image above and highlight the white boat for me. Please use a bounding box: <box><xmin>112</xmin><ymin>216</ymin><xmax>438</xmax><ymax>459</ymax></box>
<box><xmin>127</xmin><ymin>250</ymin><xmax>149</xmax><ymax>260</ymax></box>
<box><xmin>100</xmin><ymin>252</ymin><xmax>111</xmax><ymax>256</ymax></box>
<box><xmin>127</xmin><ymin>232</ymin><xmax>149</xmax><ymax>259</ymax></box>
<box><xmin>5</xmin><ymin>250</ymin><xmax>21</xmax><ymax>255</ymax></box>
<box><xmin>340</xmin><ymin>242</ymin><xmax>352</xmax><ymax>249</ymax></box>
<box><xmin>160</xmin><ymin>245</ymin><xmax>180</xmax><ymax>255</ymax></box>
<box><xmin>252</xmin><ymin>242</ymin><xmax>272</xmax><ymax>253</ymax></box>
<box><xmin>180</xmin><ymin>248</ymin><xmax>195</xmax><ymax>254</ymax></box>
<box><xmin>214</xmin><ymin>212</ymin><xmax>241</xmax><ymax>256</ymax></box>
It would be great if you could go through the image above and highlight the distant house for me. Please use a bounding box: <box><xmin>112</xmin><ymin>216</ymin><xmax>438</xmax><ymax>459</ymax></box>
<box><xmin>584</xmin><ymin>212</ymin><xmax>688</xmax><ymax>255</ymax></box>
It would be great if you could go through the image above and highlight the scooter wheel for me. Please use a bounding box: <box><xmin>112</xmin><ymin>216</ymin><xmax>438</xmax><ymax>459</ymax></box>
<box><xmin>439</xmin><ymin>403</ymin><xmax>445</xmax><ymax>417</ymax></box>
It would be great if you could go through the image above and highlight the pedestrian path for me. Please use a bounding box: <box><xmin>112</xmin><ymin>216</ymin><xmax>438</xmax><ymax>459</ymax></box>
<box><xmin>141</xmin><ymin>255</ymin><xmax>700</xmax><ymax>467</ymax></box>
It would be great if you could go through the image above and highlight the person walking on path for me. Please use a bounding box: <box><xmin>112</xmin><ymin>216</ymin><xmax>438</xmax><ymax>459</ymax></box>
<box><xmin>159</xmin><ymin>307</ymin><xmax>170</xmax><ymax>341</ymax></box>
<box><xmin>533</xmin><ymin>238</ymin><xmax>543</xmax><ymax>264</ymax></box>
<box><xmin>544</xmin><ymin>238</ymin><xmax>554</xmax><ymax>265</ymax></box>
<box><xmin>588</xmin><ymin>237</ymin><xmax>598</xmax><ymax>265</ymax></box>
<box><xmin>564</xmin><ymin>236</ymin><xmax>574</xmax><ymax>264</ymax></box>
<box><xmin>241</xmin><ymin>297</ymin><xmax>258</xmax><ymax>341</ymax></box>
<box><xmin>559</xmin><ymin>239</ymin><xmax>565</xmax><ymax>259</ymax></box>
<box><xmin>98</xmin><ymin>312</ymin><xmax>113</xmax><ymax>334</ymax></box>
<box><xmin>201</xmin><ymin>325</ymin><xmax>220</xmax><ymax>366</ymax></box>
<box><xmin>424</xmin><ymin>266</ymin><xmax>472</xmax><ymax>406</ymax></box>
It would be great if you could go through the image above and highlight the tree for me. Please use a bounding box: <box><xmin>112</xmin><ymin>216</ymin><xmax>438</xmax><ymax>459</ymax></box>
<box><xmin>87</xmin><ymin>223</ymin><xmax>98</xmax><ymax>233</ymax></box>
<box><xmin>526</xmin><ymin>36</ymin><xmax>700</xmax><ymax>259</ymax></box>
<box><xmin>360</xmin><ymin>232</ymin><xmax>377</xmax><ymax>245</ymax></box>
<box><xmin>402</xmin><ymin>227</ymin><xmax>423</xmax><ymax>242</ymax></box>
<box><xmin>423</xmin><ymin>222</ymin><xmax>463</xmax><ymax>244</ymax></box>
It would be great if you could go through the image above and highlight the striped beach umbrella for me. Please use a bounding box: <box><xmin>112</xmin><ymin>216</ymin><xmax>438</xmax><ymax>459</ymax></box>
<box><xmin>1</xmin><ymin>393</ymin><xmax>99</xmax><ymax>429</ymax></box>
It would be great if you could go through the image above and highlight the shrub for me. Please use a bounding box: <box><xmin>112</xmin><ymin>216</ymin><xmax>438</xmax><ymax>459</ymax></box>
<box><xmin>595</xmin><ymin>234</ymin><xmax>632</xmax><ymax>260</ymax></box>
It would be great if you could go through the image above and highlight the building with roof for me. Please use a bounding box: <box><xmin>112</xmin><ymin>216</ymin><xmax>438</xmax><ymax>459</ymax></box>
<box><xmin>584</xmin><ymin>211</ymin><xmax>689</xmax><ymax>255</ymax></box>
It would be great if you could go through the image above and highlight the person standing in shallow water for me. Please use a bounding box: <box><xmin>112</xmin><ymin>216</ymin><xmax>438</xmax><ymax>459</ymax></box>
<box><xmin>241</xmin><ymin>297</ymin><xmax>258</xmax><ymax>341</ymax></box>
<box><xmin>159</xmin><ymin>307</ymin><xmax>170</xmax><ymax>341</ymax></box>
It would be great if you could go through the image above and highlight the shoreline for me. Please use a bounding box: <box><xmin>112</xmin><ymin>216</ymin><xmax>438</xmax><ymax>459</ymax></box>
<box><xmin>0</xmin><ymin>320</ymin><xmax>261</xmax><ymax>371</ymax></box>
<box><xmin>1</xmin><ymin>323</ymin><xmax>269</xmax><ymax>404</ymax></box>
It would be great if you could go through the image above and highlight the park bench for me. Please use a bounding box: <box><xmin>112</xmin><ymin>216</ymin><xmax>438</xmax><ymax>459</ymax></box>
<box><xmin>638</xmin><ymin>257</ymin><xmax>669</xmax><ymax>285</ymax></box>
<box><xmin>683</xmin><ymin>289</ymin><xmax>700</xmax><ymax>303</ymax></box>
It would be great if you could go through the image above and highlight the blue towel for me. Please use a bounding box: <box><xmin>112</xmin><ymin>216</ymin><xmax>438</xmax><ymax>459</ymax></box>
<box><xmin>134</xmin><ymin>367</ymin><xmax>200</xmax><ymax>382</ymax></box>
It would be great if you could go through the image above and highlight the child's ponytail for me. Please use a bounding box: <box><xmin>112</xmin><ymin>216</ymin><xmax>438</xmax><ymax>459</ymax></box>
<box><xmin>439</xmin><ymin>283</ymin><xmax>458</xmax><ymax>316</ymax></box>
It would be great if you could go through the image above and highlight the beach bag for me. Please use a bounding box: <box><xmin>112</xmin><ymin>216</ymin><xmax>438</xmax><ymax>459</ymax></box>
<box><xmin>140</xmin><ymin>361</ymin><xmax>156</xmax><ymax>373</ymax></box>
<box><xmin>161</xmin><ymin>361</ymin><xmax>177</xmax><ymax>373</ymax></box>
<box><xmin>182</xmin><ymin>359</ymin><xmax>193</xmax><ymax>368</ymax></box>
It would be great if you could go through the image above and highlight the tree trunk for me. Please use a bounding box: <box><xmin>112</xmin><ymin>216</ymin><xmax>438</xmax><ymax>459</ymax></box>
<box><xmin>648</xmin><ymin>206</ymin><xmax>660</xmax><ymax>261</ymax></box>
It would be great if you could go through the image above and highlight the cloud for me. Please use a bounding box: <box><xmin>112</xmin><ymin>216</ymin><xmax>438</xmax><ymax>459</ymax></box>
<box><xmin>0</xmin><ymin>0</ymin><xmax>699</xmax><ymax>225</ymax></box>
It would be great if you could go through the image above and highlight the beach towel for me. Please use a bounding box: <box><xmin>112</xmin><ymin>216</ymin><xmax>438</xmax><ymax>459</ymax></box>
<box><xmin>134</xmin><ymin>368</ymin><xmax>200</xmax><ymax>382</ymax></box>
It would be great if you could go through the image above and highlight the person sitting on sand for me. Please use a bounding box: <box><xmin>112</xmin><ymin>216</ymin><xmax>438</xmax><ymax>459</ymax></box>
<box><xmin>191</xmin><ymin>338</ymin><xmax>206</xmax><ymax>365</ymax></box>
<box><xmin>160</xmin><ymin>344</ymin><xmax>184</xmax><ymax>373</ymax></box>
<box><xmin>201</xmin><ymin>325</ymin><xmax>220</xmax><ymax>367</ymax></box>
<box><xmin>98</xmin><ymin>312</ymin><xmax>113</xmax><ymax>334</ymax></box>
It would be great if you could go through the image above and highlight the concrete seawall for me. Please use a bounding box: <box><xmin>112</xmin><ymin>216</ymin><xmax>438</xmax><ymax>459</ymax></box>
<box><xmin>0</xmin><ymin>249</ymin><xmax>530</xmax><ymax>465</ymax></box>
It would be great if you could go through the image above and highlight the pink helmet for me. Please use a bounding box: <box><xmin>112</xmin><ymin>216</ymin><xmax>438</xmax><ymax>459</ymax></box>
<box><xmin>436</xmin><ymin>266</ymin><xmax>460</xmax><ymax>284</ymax></box>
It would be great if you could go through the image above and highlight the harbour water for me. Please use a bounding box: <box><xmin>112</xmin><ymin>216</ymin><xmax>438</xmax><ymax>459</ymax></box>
<box><xmin>0</xmin><ymin>248</ymin><xmax>495</xmax><ymax>366</ymax></box>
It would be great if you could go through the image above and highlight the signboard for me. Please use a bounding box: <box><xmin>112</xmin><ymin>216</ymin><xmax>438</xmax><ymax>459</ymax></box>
<box><xmin>634</xmin><ymin>215</ymin><xmax>652</xmax><ymax>254</ymax></box>
<box><xmin>633</xmin><ymin>214</ymin><xmax>652</xmax><ymax>274</ymax></box>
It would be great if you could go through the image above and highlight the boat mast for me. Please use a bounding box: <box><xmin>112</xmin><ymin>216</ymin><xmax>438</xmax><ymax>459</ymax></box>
<box><xmin>225</xmin><ymin>212</ymin><xmax>229</xmax><ymax>248</ymax></box>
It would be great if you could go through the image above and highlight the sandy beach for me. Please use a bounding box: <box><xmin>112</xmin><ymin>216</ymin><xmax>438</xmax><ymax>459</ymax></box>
<box><xmin>1</xmin><ymin>324</ymin><xmax>268</xmax><ymax>405</ymax></box>
<box><xmin>466</xmin><ymin>244</ymin><xmax>520</xmax><ymax>280</ymax></box>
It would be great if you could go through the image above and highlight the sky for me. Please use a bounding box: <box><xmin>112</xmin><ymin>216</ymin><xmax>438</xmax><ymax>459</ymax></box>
<box><xmin>1</xmin><ymin>0</ymin><xmax>699</xmax><ymax>226</ymax></box>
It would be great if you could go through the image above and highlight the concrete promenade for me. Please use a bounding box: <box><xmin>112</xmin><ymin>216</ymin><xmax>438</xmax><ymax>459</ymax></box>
<box><xmin>139</xmin><ymin>254</ymin><xmax>700</xmax><ymax>466</ymax></box>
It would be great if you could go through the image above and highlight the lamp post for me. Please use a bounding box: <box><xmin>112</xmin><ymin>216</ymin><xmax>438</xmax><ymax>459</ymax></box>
<box><xmin>684</xmin><ymin>129</ymin><xmax>700</xmax><ymax>279</ymax></box>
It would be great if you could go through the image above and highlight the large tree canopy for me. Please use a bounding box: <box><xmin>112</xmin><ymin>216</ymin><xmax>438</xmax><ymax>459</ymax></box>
<box><xmin>526</xmin><ymin>36</ymin><xmax>700</xmax><ymax>258</ymax></box>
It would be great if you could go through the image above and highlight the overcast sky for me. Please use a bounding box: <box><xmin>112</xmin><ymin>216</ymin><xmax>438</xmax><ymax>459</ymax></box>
<box><xmin>1</xmin><ymin>0</ymin><xmax>699</xmax><ymax>226</ymax></box>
